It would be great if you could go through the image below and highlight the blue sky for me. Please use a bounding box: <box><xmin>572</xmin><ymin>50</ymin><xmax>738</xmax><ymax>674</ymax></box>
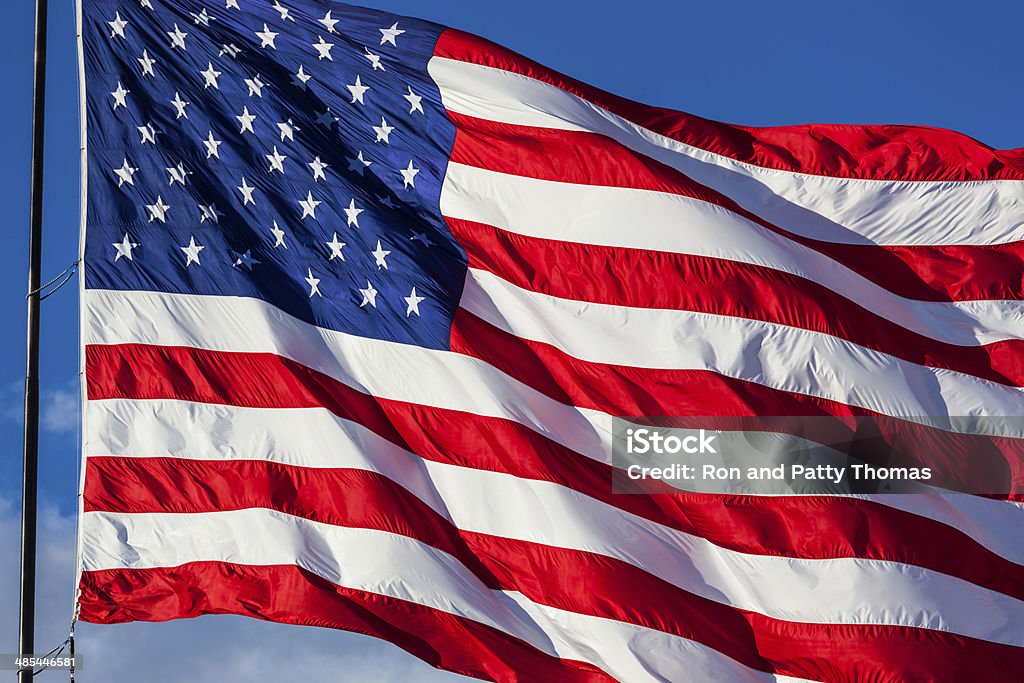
<box><xmin>1</xmin><ymin>0</ymin><xmax>1022</xmax><ymax>680</ymax></box>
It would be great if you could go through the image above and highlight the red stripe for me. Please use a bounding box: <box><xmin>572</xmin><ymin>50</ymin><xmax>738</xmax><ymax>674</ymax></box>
<box><xmin>435</xmin><ymin>29</ymin><xmax>1024</xmax><ymax>183</ymax></box>
<box><xmin>449</xmin><ymin>214</ymin><xmax>1024</xmax><ymax>387</ymax></box>
<box><xmin>86</xmin><ymin>342</ymin><xmax>1024</xmax><ymax>601</ymax></box>
<box><xmin>448</xmin><ymin>111</ymin><xmax>1024</xmax><ymax>303</ymax></box>
<box><xmin>78</xmin><ymin>562</ymin><xmax>611</xmax><ymax>683</ymax></box>
<box><xmin>83</xmin><ymin>456</ymin><xmax>1024</xmax><ymax>682</ymax></box>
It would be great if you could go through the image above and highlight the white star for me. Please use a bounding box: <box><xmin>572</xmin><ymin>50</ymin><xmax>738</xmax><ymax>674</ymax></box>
<box><xmin>347</xmin><ymin>151</ymin><xmax>372</xmax><ymax>175</ymax></box>
<box><xmin>236</xmin><ymin>107</ymin><xmax>256</xmax><ymax>134</ymax></box>
<box><xmin>379</xmin><ymin>22</ymin><xmax>405</xmax><ymax>46</ymax></box>
<box><xmin>171</xmin><ymin>92</ymin><xmax>190</xmax><ymax>119</ymax></box>
<box><xmin>272</xmin><ymin>1</ymin><xmax>295</xmax><ymax>21</ymax></box>
<box><xmin>166</xmin><ymin>163</ymin><xmax>191</xmax><ymax>186</ymax></box>
<box><xmin>108</xmin><ymin>12</ymin><xmax>128</xmax><ymax>39</ymax></box>
<box><xmin>219</xmin><ymin>43</ymin><xmax>241</xmax><ymax>58</ymax></box>
<box><xmin>298</xmin><ymin>191</ymin><xmax>322</xmax><ymax>220</ymax></box>
<box><xmin>203</xmin><ymin>131</ymin><xmax>223</xmax><ymax>159</ymax></box>
<box><xmin>137</xmin><ymin>122</ymin><xmax>158</xmax><ymax>145</ymax></box>
<box><xmin>371</xmin><ymin>240</ymin><xmax>391</xmax><ymax>269</ymax></box>
<box><xmin>237</xmin><ymin>177</ymin><xmax>256</xmax><ymax>205</ymax></box>
<box><xmin>326</xmin><ymin>233</ymin><xmax>346</xmax><ymax>261</ymax></box>
<box><xmin>226</xmin><ymin>0</ymin><xmax>240</xmax><ymax>8</ymax></box>
<box><xmin>404</xmin><ymin>86</ymin><xmax>424</xmax><ymax>114</ymax></box>
<box><xmin>315</xmin><ymin>108</ymin><xmax>338</xmax><ymax>129</ymax></box>
<box><xmin>291</xmin><ymin>65</ymin><xmax>311</xmax><ymax>89</ymax></box>
<box><xmin>168</xmin><ymin>24</ymin><xmax>188</xmax><ymax>49</ymax></box>
<box><xmin>113</xmin><ymin>233</ymin><xmax>139</xmax><ymax>262</ymax></box>
<box><xmin>309</xmin><ymin>156</ymin><xmax>329</xmax><ymax>182</ymax></box>
<box><xmin>364</xmin><ymin>47</ymin><xmax>384</xmax><ymax>71</ymax></box>
<box><xmin>347</xmin><ymin>75</ymin><xmax>370</xmax><ymax>105</ymax></box>
<box><xmin>191</xmin><ymin>8</ymin><xmax>214</xmax><ymax>26</ymax></box>
<box><xmin>137</xmin><ymin>50</ymin><xmax>156</xmax><ymax>77</ymax></box>
<box><xmin>358</xmin><ymin>281</ymin><xmax>378</xmax><ymax>308</ymax></box>
<box><xmin>400</xmin><ymin>160</ymin><xmax>420</xmax><ymax>188</ymax></box>
<box><xmin>313</xmin><ymin>36</ymin><xmax>334</xmax><ymax>61</ymax></box>
<box><xmin>270</xmin><ymin>221</ymin><xmax>287</xmax><ymax>248</ymax></box>
<box><xmin>139</xmin><ymin>0</ymin><xmax>153</xmax><ymax>8</ymax></box>
<box><xmin>245</xmin><ymin>75</ymin><xmax>266</xmax><ymax>97</ymax></box>
<box><xmin>404</xmin><ymin>287</ymin><xmax>425</xmax><ymax>317</ymax></box>
<box><xmin>304</xmin><ymin>268</ymin><xmax>322</xmax><ymax>297</ymax></box>
<box><xmin>200</xmin><ymin>62</ymin><xmax>222</xmax><ymax>89</ymax></box>
<box><xmin>181</xmin><ymin>236</ymin><xmax>205</xmax><ymax>266</ymax></box>
<box><xmin>373</xmin><ymin>117</ymin><xmax>394</xmax><ymax>144</ymax></box>
<box><xmin>113</xmin><ymin>158</ymin><xmax>138</xmax><ymax>187</ymax></box>
<box><xmin>198</xmin><ymin>203</ymin><xmax>223</xmax><ymax>224</ymax></box>
<box><xmin>256</xmin><ymin>24</ymin><xmax>278</xmax><ymax>49</ymax></box>
<box><xmin>266</xmin><ymin>146</ymin><xmax>287</xmax><ymax>174</ymax></box>
<box><xmin>277</xmin><ymin>119</ymin><xmax>299</xmax><ymax>142</ymax></box>
<box><xmin>111</xmin><ymin>82</ymin><xmax>130</xmax><ymax>110</ymax></box>
<box><xmin>319</xmin><ymin>11</ymin><xmax>339</xmax><ymax>33</ymax></box>
<box><xmin>146</xmin><ymin>196</ymin><xmax>170</xmax><ymax>223</ymax></box>
<box><xmin>343</xmin><ymin>198</ymin><xmax>363</xmax><ymax>227</ymax></box>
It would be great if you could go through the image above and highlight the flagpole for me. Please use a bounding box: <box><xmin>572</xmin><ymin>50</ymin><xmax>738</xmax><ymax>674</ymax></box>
<box><xmin>20</xmin><ymin>0</ymin><xmax>49</xmax><ymax>679</ymax></box>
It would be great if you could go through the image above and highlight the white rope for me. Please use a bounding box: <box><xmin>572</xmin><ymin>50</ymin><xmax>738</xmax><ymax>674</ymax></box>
<box><xmin>26</xmin><ymin>259</ymin><xmax>79</xmax><ymax>301</ymax></box>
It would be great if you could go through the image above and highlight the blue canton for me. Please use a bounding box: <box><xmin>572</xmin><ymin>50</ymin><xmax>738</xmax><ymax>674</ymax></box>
<box><xmin>82</xmin><ymin>0</ymin><xmax>464</xmax><ymax>350</ymax></box>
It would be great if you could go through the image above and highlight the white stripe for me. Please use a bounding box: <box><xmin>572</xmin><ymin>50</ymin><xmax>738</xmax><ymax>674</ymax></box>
<box><xmin>462</xmin><ymin>267</ymin><xmax>1024</xmax><ymax>418</ymax></box>
<box><xmin>501</xmin><ymin>594</ymin><xmax>810</xmax><ymax>683</ymax></box>
<box><xmin>441</xmin><ymin>161</ymin><xmax>1024</xmax><ymax>347</ymax></box>
<box><xmin>430</xmin><ymin>56</ymin><xmax>1024</xmax><ymax>247</ymax></box>
<box><xmin>81</xmin><ymin>508</ymin><xmax>805</xmax><ymax>683</ymax></box>
<box><xmin>84</xmin><ymin>290</ymin><xmax>1024</xmax><ymax>564</ymax></box>
<box><xmin>84</xmin><ymin>399</ymin><xmax>1024</xmax><ymax>646</ymax></box>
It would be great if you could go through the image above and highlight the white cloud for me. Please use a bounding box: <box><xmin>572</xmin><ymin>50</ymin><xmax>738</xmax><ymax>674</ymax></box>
<box><xmin>0</xmin><ymin>377</ymin><xmax>81</xmax><ymax>435</ymax></box>
<box><xmin>41</xmin><ymin>383</ymin><xmax>79</xmax><ymax>435</ymax></box>
<box><xmin>0</xmin><ymin>500</ymin><xmax>469</xmax><ymax>682</ymax></box>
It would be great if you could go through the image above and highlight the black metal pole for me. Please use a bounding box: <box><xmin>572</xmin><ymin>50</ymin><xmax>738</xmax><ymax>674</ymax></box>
<box><xmin>19</xmin><ymin>0</ymin><xmax>48</xmax><ymax>680</ymax></box>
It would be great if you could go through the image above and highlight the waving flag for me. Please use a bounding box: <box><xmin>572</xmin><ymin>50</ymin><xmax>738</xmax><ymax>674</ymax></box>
<box><xmin>76</xmin><ymin>0</ymin><xmax>1024</xmax><ymax>680</ymax></box>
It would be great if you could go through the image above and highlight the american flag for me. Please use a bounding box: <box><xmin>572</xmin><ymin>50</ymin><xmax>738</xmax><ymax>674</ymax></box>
<box><xmin>76</xmin><ymin>0</ymin><xmax>1024</xmax><ymax>680</ymax></box>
